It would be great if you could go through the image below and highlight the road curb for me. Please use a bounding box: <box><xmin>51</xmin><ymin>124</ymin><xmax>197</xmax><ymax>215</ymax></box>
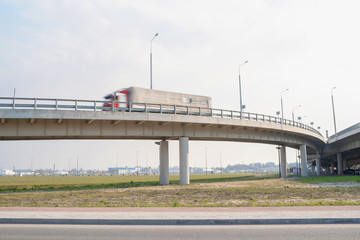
<box><xmin>1</xmin><ymin>218</ymin><xmax>360</xmax><ymax>225</ymax></box>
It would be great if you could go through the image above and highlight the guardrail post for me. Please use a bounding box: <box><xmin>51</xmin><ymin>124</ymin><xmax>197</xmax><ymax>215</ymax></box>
<box><xmin>112</xmin><ymin>100</ymin><xmax>114</xmax><ymax>111</ymax></box>
<box><xmin>94</xmin><ymin>101</ymin><xmax>97</xmax><ymax>111</ymax></box>
<box><xmin>256</xmin><ymin>114</ymin><xmax>258</xmax><ymax>121</ymax></box>
<box><xmin>174</xmin><ymin>105</ymin><xmax>177</xmax><ymax>114</ymax></box>
<box><xmin>12</xmin><ymin>97</ymin><xmax>15</xmax><ymax>109</ymax></box>
<box><xmin>34</xmin><ymin>98</ymin><xmax>37</xmax><ymax>110</ymax></box>
<box><xmin>129</xmin><ymin>102</ymin><xmax>132</xmax><ymax>112</ymax></box>
<box><xmin>231</xmin><ymin>111</ymin><xmax>233</xmax><ymax>119</ymax></box>
<box><xmin>199</xmin><ymin>107</ymin><xmax>201</xmax><ymax>116</ymax></box>
<box><xmin>187</xmin><ymin>106</ymin><xmax>189</xmax><ymax>115</ymax></box>
<box><xmin>160</xmin><ymin>104</ymin><xmax>162</xmax><ymax>114</ymax></box>
<box><xmin>55</xmin><ymin>99</ymin><xmax>58</xmax><ymax>110</ymax></box>
<box><xmin>210</xmin><ymin>108</ymin><xmax>213</xmax><ymax>117</ymax></box>
<box><xmin>221</xmin><ymin>109</ymin><xmax>223</xmax><ymax>118</ymax></box>
<box><xmin>75</xmin><ymin>99</ymin><xmax>78</xmax><ymax>111</ymax></box>
<box><xmin>145</xmin><ymin>103</ymin><xmax>147</xmax><ymax>113</ymax></box>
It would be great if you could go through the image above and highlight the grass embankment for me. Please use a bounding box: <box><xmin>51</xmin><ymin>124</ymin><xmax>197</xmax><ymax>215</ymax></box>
<box><xmin>294</xmin><ymin>175</ymin><xmax>360</xmax><ymax>184</ymax></box>
<box><xmin>1</xmin><ymin>174</ymin><xmax>360</xmax><ymax>207</ymax></box>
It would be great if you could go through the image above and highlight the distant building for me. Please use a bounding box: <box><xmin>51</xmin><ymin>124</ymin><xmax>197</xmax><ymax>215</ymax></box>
<box><xmin>169</xmin><ymin>166</ymin><xmax>180</xmax><ymax>174</ymax></box>
<box><xmin>0</xmin><ymin>169</ymin><xmax>15</xmax><ymax>176</ymax></box>
<box><xmin>54</xmin><ymin>170</ymin><xmax>69</xmax><ymax>176</ymax></box>
<box><xmin>20</xmin><ymin>172</ymin><xmax>34</xmax><ymax>176</ymax></box>
<box><xmin>108</xmin><ymin>167</ymin><xmax>136</xmax><ymax>175</ymax></box>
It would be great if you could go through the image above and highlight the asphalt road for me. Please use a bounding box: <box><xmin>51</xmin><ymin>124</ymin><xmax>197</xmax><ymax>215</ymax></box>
<box><xmin>1</xmin><ymin>224</ymin><xmax>360</xmax><ymax>240</ymax></box>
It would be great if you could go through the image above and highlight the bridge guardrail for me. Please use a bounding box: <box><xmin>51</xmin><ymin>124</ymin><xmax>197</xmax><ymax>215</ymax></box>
<box><xmin>328</xmin><ymin>122</ymin><xmax>360</xmax><ymax>141</ymax></box>
<box><xmin>0</xmin><ymin>97</ymin><xmax>322</xmax><ymax>137</ymax></box>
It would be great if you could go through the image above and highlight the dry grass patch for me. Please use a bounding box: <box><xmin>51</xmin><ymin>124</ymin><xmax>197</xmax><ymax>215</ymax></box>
<box><xmin>1</xmin><ymin>178</ymin><xmax>360</xmax><ymax>207</ymax></box>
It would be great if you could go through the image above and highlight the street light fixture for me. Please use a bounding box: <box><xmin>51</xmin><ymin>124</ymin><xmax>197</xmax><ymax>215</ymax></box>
<box><xmin>150</xmin><ymin>33</ymin><xmax>159</xmax><ymax>89</ymax></box>
<box><xmin>280</xmin><ymin>88</ymin><xmax>289</xmax><ymax>129</ymax></box>
<box><xmin>331</xmin><ymin>87</ymin><xmax>337</xmax><ymax>136</ymax></box>
<box><xmin>238</xmin><ymin>60</ymin><xmax>248</xmax><ymax>117</ymax></box>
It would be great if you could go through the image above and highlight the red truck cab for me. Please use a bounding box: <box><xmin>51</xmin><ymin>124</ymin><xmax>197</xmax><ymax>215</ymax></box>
<box><xmin>103</xmin><ymin>89</ymin><xmax>130</xmax><ymax>110</ymax></box>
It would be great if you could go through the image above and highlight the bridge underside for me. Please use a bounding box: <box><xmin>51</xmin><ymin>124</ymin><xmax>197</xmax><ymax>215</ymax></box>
<box><xmin>0</xmin><ymin>109</ymin><xmax>327</xmax><ymax>182</ymax></box>
<box><xmin>0</xmin><ymin>118</ymin><xmax>321</xmax><ymax>153</ymax></box>
<box><xmin>321</xmin><ymin>131</ymin><xmax>360</xmax><ymax>169</ymax></box>
<box><xmin>321</xmin><ymin>147</ymin><xmax>360</xmax><ymax>169</ymax></box>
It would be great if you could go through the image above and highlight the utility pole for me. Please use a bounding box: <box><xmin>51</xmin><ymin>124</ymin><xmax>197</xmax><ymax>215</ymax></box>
<box><xmin>331</xmin><ymin>87</ymin><xmax>337</xmax><ymax>137</ymax></box>
<box><xmin>205</xmin><ymin>148</ymin><xmax>208</xmax><ymax>175</ymax></box>
<box><xmin>116</xmin><ymin>156</ymin><xmax>118</xmax><ymax>175</ymax></box>
<box><xmin>238</xmin><ymin>61</ymin><xmax>248</xmax><ymax>117</ymax></box>
<box><xmin>136</xmin><ymin>151</ymin><xmax>140</xmax><ymax>175</ymax></box>
<box><xmin>220</xmin><ymin>151</ymin><xmax>223</xmax><ymax>174</ymax></box>
<box><xmin>150</xmin><ymin>33</ymin><xmax>159</xmax><ymax>89</ymax></box>
<box><xmin>30</xmin><ymin>158</ymin><xmax>32</xmax><ymax>171</ymax></box>
<box><xmin>280</xmin><ymin>89</ymin><xmax>289</xmax><ymax>129</ymax></box>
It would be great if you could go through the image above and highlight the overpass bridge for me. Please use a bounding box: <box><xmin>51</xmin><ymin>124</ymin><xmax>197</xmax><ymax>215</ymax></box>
<box><xmin>319</xmin><ymin>123</ymin><xmax>360</xmax><ymax>174</ymax></box>
<box><xmin>0</xmin><ymin>96</ymin><xmax>334</xmax><ymax>184</ymax></box>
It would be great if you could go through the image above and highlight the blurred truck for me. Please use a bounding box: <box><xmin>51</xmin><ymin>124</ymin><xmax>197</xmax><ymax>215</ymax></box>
<box><xmin>103</xmin><ymin>87</ymin><xmax>212</xmax><ymax>113</ymax></box>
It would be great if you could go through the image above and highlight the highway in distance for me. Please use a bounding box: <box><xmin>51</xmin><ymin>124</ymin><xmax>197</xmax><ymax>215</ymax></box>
<box><xmin>1</xmin><ymin>224</ymin><xmax>360</xmax><ymax>240</ymax></box>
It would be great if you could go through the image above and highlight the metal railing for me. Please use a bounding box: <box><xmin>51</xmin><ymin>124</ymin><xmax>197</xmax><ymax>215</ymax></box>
<box><xmin>0</xmin><ymin>97</ymin><xmax>322</xmax><ymax>136</ymax></box>
<box><xmin>328</xmin><ymin>122</ymin><xmax>360</xmax><ymax>141</ymax></box>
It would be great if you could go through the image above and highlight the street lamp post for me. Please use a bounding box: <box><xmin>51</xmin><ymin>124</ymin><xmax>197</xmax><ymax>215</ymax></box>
<box><xmin>238</xmin><ymin>61</ymin><xmax>248</xmax><ymax>117</ymax></box>
<box><xmin>280</xmin><ymin>88</ymin><xmax>289</xmax><ymax>129</ymax></box>
<box><xmin>220</xmin><ymin>151</ymin><xmax>223</xmax><ymax>174</ymax></box>
<box><xmin>136</xmin><ymin>151</ymin><xmax>140</xmax><ymax>175</ymax></box>
<box><xmin>150</xmin><ymin>33</ymin><xmax>159</xmax><ymax>90</ymax></box>
<box><xmin>303</xmin><ymin>115</ymin><xmax>307</xmax><ymax>124</ymax></box>
<box><xmin>205</xmin><ymin>148</ymin><xmax>208</xmax><ymax>175</ymax></box>
<box><xmin>292</xmin><ymin>105</ymin><xmax>301</xmax><ymax>123</ymax></box>
<box><xmin>331</xmin><ymin>87</ymin><xmax>337</xmax><ymax>136</ymax></box>
<box><xmin>116</xmin><ymin>156</ymin><xmax>119</xmax><ymax>175</ymax></box>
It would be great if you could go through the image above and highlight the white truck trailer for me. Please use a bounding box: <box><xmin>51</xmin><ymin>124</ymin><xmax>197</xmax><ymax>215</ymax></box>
<box><xmin>103</xmin><ymin>87</ymin><xmax>212</xmax><ymax>113</ymax></box>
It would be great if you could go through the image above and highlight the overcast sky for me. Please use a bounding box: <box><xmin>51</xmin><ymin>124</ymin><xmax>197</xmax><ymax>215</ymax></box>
<box><xmin>1</xmin><ymin>0</ymin><xmax>359</xmax><ymax>171</ymax></box>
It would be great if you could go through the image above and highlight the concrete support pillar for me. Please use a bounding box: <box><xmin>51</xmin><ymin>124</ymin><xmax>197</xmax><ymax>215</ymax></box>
<box><xmin>280</xmin><ymin>145</ymin><xmax>287</xmax><ymax>178</ymax></box>
<box><xmin>179</xmin><ymin>137</ymin><xmax>190</xmax><ymax>185</ymax></box>
<box><xmin>159</xmin><ymin>140</ymin><xmax>169</xmax><ymax>185</ymax></box>
<box><xmin>325</xmin><ymin>164</ymin><xmax>331</xmax><ymax>174</ymax></box>
<box><xmin>343</xmin><ymin>159</ymin><xmax>348</xmax><ymax>171</ymax></box>
<box><xmin>337</xmin><ymin>153</ymin><xmax>343</xmax><ymax>174</ymax></box>
<box><xmin>300</xmin><ymin>144</ymin><xmax>308</xmax><ymax>177</ymax></box>
<box><xmin>330</xmin><ymin>162</ymin><xmax>334</xmax><ymax>172</ymax></box>
<box><xmin>316</xmin><ymin>158</ymin><xmax>321</xmax><ymax>176</ymax></box>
